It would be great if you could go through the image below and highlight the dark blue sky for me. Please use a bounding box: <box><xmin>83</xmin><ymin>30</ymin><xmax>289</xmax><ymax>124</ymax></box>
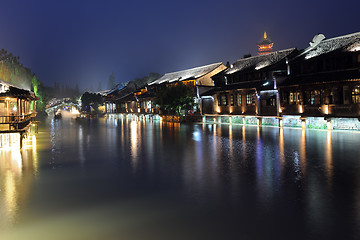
<box><xmin>0</xmin><ymin>0</ymin><xmax>359</xmax><ymax>90</ymax></box>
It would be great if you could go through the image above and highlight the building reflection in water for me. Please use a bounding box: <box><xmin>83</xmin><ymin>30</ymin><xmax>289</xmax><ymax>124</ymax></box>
<box><xmin>0</xmin><ymin>145</ymin><xmax>37</xmax><ymax>229</ymax></box>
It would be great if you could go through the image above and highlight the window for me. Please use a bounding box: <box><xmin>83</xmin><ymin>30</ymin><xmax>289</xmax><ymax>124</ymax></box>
<box><xmin>230</xmin><ymin>94</ymin><xmax>234</xmax><ymax>106</ymax></box>
<box><xmin>246</xmin><ymin>94</ymin><xmax>255</xmax><ymax>105</ymax></box>
<box><xmin>221</xmin><ymin>95</ymin><xmax>228</xmax><ymax>106</ymax></box>
<box><xmin>289</xmin><ymin>91</ymin><xmax>301</xmax><ymax>104</ymax></box>
<box><xmin>310</xmin><ymin>90</ymin><xmax>320</xmax><ymax>105</ymax></box>
<box><xmin>352</xmin><ymin>86</ymin><xmax>360</xmax><ymax>103</ymax></box>
<box><xmin>270</xmin><ymin>97</ymin><xmax>276</xmax><ymax>106</ymax></box>
<box><xmin>237</xmin><ymin>94</ymin><xmax>242</xmax><ymax>106</ymax></box>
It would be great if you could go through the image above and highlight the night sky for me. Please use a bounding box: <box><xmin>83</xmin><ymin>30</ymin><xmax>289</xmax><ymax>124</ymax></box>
<box><xmin>0</xmin><ymin>0</ymin><xmax>359</xmax><ymax>90</ymax></box>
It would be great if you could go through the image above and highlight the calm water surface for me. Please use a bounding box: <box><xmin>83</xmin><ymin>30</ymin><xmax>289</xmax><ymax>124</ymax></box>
<box><xmin>0</xmin><ymin>116</ymin><xmax>360</xmax><ymax>240</ymax></box>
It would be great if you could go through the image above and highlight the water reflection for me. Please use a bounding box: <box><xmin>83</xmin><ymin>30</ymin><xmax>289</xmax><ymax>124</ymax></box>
<box><xmin>300</xmin><ymin>129</ymin><xmax>306</xmax><ymax>176</ymax></box>
<box><xmin>1</xmin><ymin>118</ymin><xmax>360</xmax><ymax>239</ymax></box>
<box><xmin>130</xmin><ymin>120</ymin><xmax>139</xmax><ymax>169</ymax></box>
<box><xmin>325</xmin><ymin>130</ymin><xmax>333</xmax><ymax>184</ymax></box>
<box><xmin>0</xmin><ymin>148</ymin><xmax>37</xmax><ymax>229</ymax></box>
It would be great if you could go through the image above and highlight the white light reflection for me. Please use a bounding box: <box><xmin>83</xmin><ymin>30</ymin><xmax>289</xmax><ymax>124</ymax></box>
<box><xmin>130</xmin><ymin>120</ymin><xmax>139</xmax><ymax>170</ymax></box>
<box><xmin>192</xmin><ymin>131</ymin><xmax>201</xmax><ymax>142</ymax></box>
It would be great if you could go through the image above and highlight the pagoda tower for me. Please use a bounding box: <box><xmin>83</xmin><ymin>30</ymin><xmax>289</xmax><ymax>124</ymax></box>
<box><xmin>257</xmin><ymin>32</ymin><xmax>274</xmax><ymax>55</ymax></box>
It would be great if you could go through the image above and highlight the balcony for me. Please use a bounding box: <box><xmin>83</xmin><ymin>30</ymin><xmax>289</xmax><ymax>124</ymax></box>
<box><xmin>0</xmin><ymin>113</ymin><xmax>36</xmax><ymax>133</ymax></box>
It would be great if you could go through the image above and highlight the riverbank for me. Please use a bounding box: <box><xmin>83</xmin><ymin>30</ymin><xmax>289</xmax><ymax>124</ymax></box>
<box><xmin>106</xmin><ymin>113</ymin><xmax>360</xmax><ymax>131</ymax></box>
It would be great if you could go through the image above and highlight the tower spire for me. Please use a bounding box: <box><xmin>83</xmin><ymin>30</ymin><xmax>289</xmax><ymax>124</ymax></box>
<box><xmin>257</xmin><ymin>32</ymin><xmax>273</xmax><ymax>55</ymax></box>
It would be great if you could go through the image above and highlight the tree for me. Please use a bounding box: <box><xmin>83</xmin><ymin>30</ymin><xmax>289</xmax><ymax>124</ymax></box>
<box><xmin>154</xmin><ymin>82</ymin><xmax>195</xmax><ymax>116</ymax></box>
<box><xmin>81</xmin><ymin>92</ymin><xmax>104</xmax><ymax>114</ymax></box>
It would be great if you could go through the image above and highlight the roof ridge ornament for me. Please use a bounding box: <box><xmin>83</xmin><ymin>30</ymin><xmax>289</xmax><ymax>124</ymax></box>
<box><xmin>309</xmin><ymin>34</ymin><xmax>326</xmax><ymax>47</ymax></box>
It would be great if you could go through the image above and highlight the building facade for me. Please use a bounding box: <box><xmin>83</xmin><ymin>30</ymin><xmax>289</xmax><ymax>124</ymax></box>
<box><xmin>0</xmin><ymin>80</ymin><xmax>38</xmax><ymax>148</ymax></box>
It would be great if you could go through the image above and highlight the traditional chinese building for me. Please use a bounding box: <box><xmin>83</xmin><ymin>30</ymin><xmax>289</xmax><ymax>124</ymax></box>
<box><xmin>0</xmin><ymin>80</ymin><xmax>38</xmax><ymax>148</ymax></box>
<box><xmin>205</xmin><ymin>48</ymin><xmax>297</xmax><ymax>116</ymax></box>
<box><xmin>147</xmin><ymin>62</ymin><xmax>227</xmax><ymax>115</ymax></box>
<box><xmin>278</xmin><ymin>32</ymin><xmax>360</xmax><ymax>128</ymax></box>
<box><xmin>258</xmin><ymin>32</ymin><xmax>274</xmax><ymax>55</ymax></box>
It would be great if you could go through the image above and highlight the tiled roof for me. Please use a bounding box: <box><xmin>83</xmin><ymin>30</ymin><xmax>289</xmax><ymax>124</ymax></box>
<box><xmin>225</xmin><ymin>48</ymin><xmax>296</xmax><ymax>75</ymax></box>
<box><xmin>0</xmin><ymin>79</ymin><xmax>37</xmax><ymax>99</ymax></box>
<box><xmin>302</xmin><ymin>32</ymin><xmax>360</xmax><ymax>60</ymax></box>
<box><xmin>149</xmin><ymin>62</ymin><xmax>223</xmax><ymax>85</ymax></box>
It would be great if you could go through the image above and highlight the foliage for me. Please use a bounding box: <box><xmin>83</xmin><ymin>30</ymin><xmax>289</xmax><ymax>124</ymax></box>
<box><xmin>81</xmin><ymin>92</ymin><xmax>104</xmax><ymax>113</ymax></box>
<box><xmin>0</xmin><ymin>48</ymin><xmax>48</xmax><ymax>115</ymax></box>
<box><xmin>154</xmin><ymin>82</ymin><xmax>195</xmax><ymax>115</ymax></box>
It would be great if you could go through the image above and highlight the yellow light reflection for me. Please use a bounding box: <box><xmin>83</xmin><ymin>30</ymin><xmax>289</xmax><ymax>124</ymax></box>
<box><xmin>0</xmin><ymin>148</ymin><xmax>36</xmax><ymax>229</ymax></box>
<box><xmin>229</xmin><ymin>125</ymin><xmax>233</xmax><ymax>161</ymax></box>
<box><xmin>279</xmin><ymin>128</ymin><xmax>285</xmax><ymax>172</ymax></box>
<box><xmin>300</xmin><ymin>129</ymin><xmax>306</xmax><ymax>175</ymax></box>
<box><xmin>325</xmin><ymin>130</ymin><xmax>333</xmax><ymax>184</ymax></box>
<box><xmin>242</xmin><ymin>126</ymin><xmax>246</xmax><ymax>163</ymax></box>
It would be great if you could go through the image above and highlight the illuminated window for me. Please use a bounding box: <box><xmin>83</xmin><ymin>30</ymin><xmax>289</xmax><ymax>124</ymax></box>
<box><xmin>270</xmin><ymin>97</ymin><xmax>276</xmax><ymax>106</ymax></box>
<box><xmin>230</xmin><ymin>94</ymin><xmax>234</xmax><ymax>106</ymax></box>
<box><xmin>221</xmin><ymin>95</ymin><xmax>228</xmax><ymax>106</ymax></box>
<box><xmin>237</xmin><ymin>94</ymin><xmax>242</xmax><ymax>106</ymax></box>
<box><xmin>246</xmin><ymin>94</ymin><xmax>254</xmax><ymax>105</ymax></box>
<box><xmin>352</xmin><ymin>86</ymin><xmax>360</xmax><ymax>103</ymax></box>
<box><xmin>310</xmin><ymin>90</ymin><xmax>320</xmax><ymax>105</ymax></box>
<box><xmin>289</xmin><ymin>92</ymin><xmax>301</xmax><ymax>104</ymax></box>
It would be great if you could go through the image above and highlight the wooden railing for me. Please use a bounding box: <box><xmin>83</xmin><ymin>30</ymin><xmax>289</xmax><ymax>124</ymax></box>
<box><xmin>0</xmin><ymin>113</ymin><xmax>35</xmax><ymax>131</ymax></box>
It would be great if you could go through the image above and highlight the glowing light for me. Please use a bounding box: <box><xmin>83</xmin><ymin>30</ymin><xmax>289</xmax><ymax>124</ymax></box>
<box><xmin>348</xmin><ymin>43</ymin><xmax>360</xmax><ymax>52</ymax></box>
<box><xmin>327</xmin><ymin>121</ymin><xmax>332</xmax><ymax>130</ymax></box>
<box><xmin>301</xmin><ymin>120</ymin><xmax>306</xmax><ymax>129</ymax></box>
<box><xmin>71</xmin><ymin>107</ymin><xmax>80</xmax><ymax>115</ymax></box>
<box><xmin>255</xmin><ymin>62</ymin><xmax>270</xmax><ymax>70</ymax></box>
<box><xmin>298</xmin><ymin>105</ymin><xmax>302</xmax><ymax>113</ymax></box>
<box><xmin>323</xmin><ymin>105</ymin><xmax>329</xmax><ymax>115</ymax></box>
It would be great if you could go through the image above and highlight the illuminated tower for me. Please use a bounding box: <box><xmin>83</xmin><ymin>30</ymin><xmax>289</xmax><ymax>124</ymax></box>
<box><xmin>257</xmin><ymin>32</ymin><xmax>274</xmax><ymax>55</ymax></box>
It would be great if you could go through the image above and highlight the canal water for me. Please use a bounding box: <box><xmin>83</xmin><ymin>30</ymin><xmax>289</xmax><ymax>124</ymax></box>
<box><xmin>0</xmin><ymin>116</ymin><xmax>360</xmax><ymax>240</ymax></box>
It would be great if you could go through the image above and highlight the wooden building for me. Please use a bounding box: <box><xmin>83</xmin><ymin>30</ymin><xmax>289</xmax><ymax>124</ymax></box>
<box><xmin>206</xmin><ymin>48</ymin><xmax>297</xmax><ymax>116</ymax></box>
<box><xmin>279</xmin><ymin>32</ymin><xmax>360</xmax><ymax>118</ymax></box>
<box><xmin>0</xmin><ymin>80</ymin><xmax>38</xmax><ymax>148</ymax></box>
<box><xmin>147</xmin><ymin>62</ymin><xmax>227</xmax><ymax>115</ymax></box>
